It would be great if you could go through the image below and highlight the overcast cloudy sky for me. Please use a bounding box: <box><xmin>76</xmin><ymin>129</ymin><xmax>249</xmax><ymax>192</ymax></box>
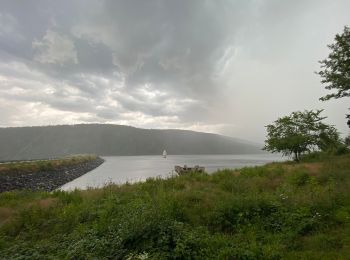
<box><xmin>0</xmin><ymin>0</ymin><xmax>349</xmax><ymax>142</ymax></box>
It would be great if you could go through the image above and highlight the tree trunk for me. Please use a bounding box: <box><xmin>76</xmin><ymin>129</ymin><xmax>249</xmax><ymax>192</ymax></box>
<box><xmin>294</xmin><ymin>151</ymin><xmax>299</xmax><ymax>162</ymax></box>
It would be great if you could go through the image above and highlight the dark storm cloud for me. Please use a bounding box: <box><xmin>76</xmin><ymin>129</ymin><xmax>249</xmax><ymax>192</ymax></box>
<box><xmin>0</xmin><ymin>0</ymin><xmax>241</xmax><ymax>119</ymax></box>
<box><xmin>0</xmin><ymin>0</ymin><xmax>349</xmax><ymax>141</ymax></box>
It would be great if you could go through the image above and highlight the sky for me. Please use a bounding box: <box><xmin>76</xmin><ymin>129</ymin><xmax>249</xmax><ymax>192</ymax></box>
<box><xmin>0</xmin><ymin>0</ymin><xmax>349</xmax><ymax>143</ymax></box>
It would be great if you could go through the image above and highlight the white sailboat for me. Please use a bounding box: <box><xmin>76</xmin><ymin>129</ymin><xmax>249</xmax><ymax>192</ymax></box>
<box><xmin>162</xmin><ymin>150</ymin><xmax>167</xmax><ymax>158</ymax></box>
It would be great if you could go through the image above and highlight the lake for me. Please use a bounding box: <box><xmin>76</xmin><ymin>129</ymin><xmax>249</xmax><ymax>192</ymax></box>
<box><xmin>60</xmin><ymin>154</ymin><xmax>284</xmax><ymax>191</ymax></box>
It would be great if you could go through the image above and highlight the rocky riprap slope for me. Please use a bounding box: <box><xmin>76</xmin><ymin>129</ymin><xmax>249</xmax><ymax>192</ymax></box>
<box><xmin>0</xmin><ymin>157</ymin><xmax>104</xmax><ymax>192</ymax></box>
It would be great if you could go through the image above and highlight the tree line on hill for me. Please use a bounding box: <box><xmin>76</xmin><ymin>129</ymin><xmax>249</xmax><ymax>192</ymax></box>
<box><xmin>0</xmin><ymin>125</ymin><xmax>263</xmax><ymax>161</ymax></box>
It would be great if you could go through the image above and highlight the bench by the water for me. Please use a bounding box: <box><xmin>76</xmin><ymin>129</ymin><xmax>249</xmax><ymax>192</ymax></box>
<box><xmin>174</xmin><ymin>165</ymin><xmax>205</xmax><ymax>175</ymax></box>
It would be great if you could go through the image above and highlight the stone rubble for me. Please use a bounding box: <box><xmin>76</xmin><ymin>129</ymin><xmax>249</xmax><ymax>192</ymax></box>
<box><xmin>0</xmin><ymin>157</ymin><xmax>104</xmax><ymax>192</ymax></box>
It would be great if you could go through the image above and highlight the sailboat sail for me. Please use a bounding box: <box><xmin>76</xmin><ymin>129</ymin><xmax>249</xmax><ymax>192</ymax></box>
<box><xmin>163</xmin><ymin>150</ymin><xmax>167</xmax><ymax>158</ymax></box>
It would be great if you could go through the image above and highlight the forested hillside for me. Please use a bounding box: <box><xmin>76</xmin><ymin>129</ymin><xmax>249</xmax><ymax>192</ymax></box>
<box><xmin>0</xmin><ymin>125</ymin><xmax>263</xmax><ymax>160</ymax></box>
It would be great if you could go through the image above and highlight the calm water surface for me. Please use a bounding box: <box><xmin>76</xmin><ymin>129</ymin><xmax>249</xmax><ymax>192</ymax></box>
<box><xmin>60</xmin><ymin>154</ymin><xmax>284</xmax><ymax>191</ymax></box>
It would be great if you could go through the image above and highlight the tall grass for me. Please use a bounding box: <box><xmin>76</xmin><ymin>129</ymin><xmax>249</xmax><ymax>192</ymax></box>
<box><xmin>0</xmin><ymin>155</ymin><xmax>98</xmax><ymax>174</ymax></box>
<box><xmin>0</xmin><ymin>154</ymin><xmax>349</xmax><ymax>259</ymax></box>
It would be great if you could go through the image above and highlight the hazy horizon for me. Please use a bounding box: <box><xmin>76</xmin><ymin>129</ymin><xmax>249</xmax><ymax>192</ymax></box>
<box><xmin>0</xmin><ymin>124</ymin><xmax>265</xmax><ymax>160</ymax></box>
<box><xmin>1</xmin><ymin>0</ymin><xmax>349</xmax><ymax>143</ymax></box>
<box><xmin>0</xmin><ymin>123</ymin><xmax>263</xmax><ymax>144</ymax></box>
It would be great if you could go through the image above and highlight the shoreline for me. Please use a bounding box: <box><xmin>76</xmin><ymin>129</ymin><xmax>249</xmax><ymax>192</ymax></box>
<box><xmin>0</xmin><ymin>157</ymin><xmax>104</xmax><ymax>193</ymax></box>
<box><xmin>61</xmin><ymin>154</ymin><xmax>284</xmax><ymax>191</ymax></box>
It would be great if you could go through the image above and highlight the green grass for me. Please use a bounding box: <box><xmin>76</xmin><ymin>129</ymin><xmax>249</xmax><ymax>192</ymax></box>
<box><xmin>0</xmin><ymin>154</ymin><xmax>349</xmax><ymax>259</ymax></box>
<box><xmin>0</xmin><ymin>155</ymin><xmax>98</xmax><ymax>175</ymax></box>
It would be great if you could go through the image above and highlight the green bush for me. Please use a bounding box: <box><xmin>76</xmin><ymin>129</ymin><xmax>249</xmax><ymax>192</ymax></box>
<box><xmin>288</xmin><ymin>171</ymin><xmax>310</xmax><ymax>186</ymax></box>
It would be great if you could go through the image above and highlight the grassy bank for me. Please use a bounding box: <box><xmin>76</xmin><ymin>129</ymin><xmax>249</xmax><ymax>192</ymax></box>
<box><xmin>0</xmin><ymin>155</ymin><xmax>98</xmax><ymax>175</ymax></box>
<box><xmin>0</xmin><ymin>154</ymin><xmax>349</xmax><ymax>259</ymax></box>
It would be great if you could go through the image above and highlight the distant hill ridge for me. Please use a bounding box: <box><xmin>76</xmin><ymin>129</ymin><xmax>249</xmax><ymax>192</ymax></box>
<box><xmin>0</xmin><ymin>124</ymin><xmax>264</xmax><ymax>160</ymax></box>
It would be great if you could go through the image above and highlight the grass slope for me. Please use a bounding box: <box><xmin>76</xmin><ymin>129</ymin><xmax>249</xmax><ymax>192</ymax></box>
<box><xmin>0</xmin><ymin>155</ymin><xmax>98</xmax><ymax>175</ymax></box>
<box><xmin>0</xmin><ymin>154</ymin><xmax>349</xmax><ymax>259</ymax></box>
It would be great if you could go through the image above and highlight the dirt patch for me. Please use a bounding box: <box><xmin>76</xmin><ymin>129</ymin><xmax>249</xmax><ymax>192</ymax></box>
<box><xmin>266</xmin><ymin>176</ymin><xmax>284</xmax><ymax>190</ymax></box>
<box><xmin>303</xmin><ymin>163</ymin><xmax>322</xmax><ymax>175</ymax></box>
<box><xmin>37</xmin><ymin>198</ymin><xmax>58</xmax><ymax>208</ymax></box>
<box><xmin>26</xmin><ymin>198</ymin><xmax>59</xmax><ymax>209</ymax></box>
<box><xmin>0</xmin><ymin>207</ymin><xmax>15</xmax><ymax>226</ymax></box>
<box><xmin>278</xmin><ymin>162</ymin><xmax>322</xmax><ymax>175</ymax></box>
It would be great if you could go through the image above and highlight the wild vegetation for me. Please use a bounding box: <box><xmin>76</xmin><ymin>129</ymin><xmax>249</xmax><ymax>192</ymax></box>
<box><xmin>0</xmin><ymin>155</ymin><xmax>98</xmax><ymax>175</ymax></box>
<box><xmin>318</xmin><ymin>25</ymin><xmax>350</xmax><ymax>127</ymax></box>
<box><xmin>0</xmin><ymin>153</ymin><xmax>349</xmax><ymax>259</ymax></box>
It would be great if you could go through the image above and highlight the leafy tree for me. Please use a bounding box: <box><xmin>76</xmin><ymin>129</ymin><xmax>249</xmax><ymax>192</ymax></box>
<box><xmin>264</xmin><ymin>110</ymin><xmax>340</xmax><ymax>161</ymax></box>
<box><xmin>318</xmin><ymin>26</ymin><xmax>350</xmax><ymax>127</ymax></box>
<box><xmin>345</xmin><ymin>135</ymin><xmax>350</xmax><ymax>146</ymax></box>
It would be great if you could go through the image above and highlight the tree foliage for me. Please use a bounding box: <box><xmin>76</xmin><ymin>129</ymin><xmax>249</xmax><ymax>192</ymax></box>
<box><xmin>345</xmin><ymin>135</ymin><xmax>350</xmax><ymax>146</ymax></box>
<box><xmin>319</xmin><ymin>26</ymin><xmax>350</xmax><ymax>101</ymax></box>
<box><xmin>318</xmin><ymin>26</ymin><xmax>350</xmax><ymax>127</ymax></box>
<box><xmin>264</xmin><ymin>110</ymin><xmax>340</xmax><ymax>161</ymax></box>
